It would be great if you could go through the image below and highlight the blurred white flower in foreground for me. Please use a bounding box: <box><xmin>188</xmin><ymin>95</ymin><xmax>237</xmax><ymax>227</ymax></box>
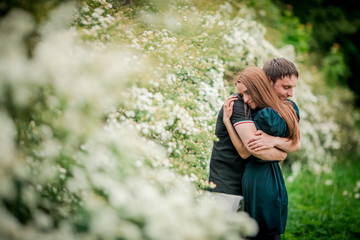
<box><xmin>0</xmin><ymin>3</ymin><xmax>257</xmax><ymax>240</ymax></box>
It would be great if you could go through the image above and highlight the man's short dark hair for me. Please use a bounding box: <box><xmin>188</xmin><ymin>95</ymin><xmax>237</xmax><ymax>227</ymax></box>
<box><xmin>263</xmin><ymin>58</ymin><xmax>299</xmax><ymax>84</ymax></box>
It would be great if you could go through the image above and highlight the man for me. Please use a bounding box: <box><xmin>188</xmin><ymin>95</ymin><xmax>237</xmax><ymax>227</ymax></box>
<box><xmin>208</xmin><ymin>57</ymin><xmax>300</xmax><ymax>213</ymax></box>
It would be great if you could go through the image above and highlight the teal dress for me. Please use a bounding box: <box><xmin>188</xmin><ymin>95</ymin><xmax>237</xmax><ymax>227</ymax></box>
<box><xmin>242</xmin><ymin>103</ymin><xmax>299</xmax><ymax>238</ymax></box>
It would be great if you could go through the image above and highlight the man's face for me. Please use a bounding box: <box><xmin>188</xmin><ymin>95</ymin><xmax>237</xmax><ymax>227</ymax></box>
<box><xmin>273</xmin><ymin>75</ymin><xmax>298</xmax><ymax>101</ymax></box>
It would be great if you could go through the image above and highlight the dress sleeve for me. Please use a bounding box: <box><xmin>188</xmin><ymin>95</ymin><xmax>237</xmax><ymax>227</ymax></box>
<box><xmin>253</xmin><ymin>108</ymin><xmax>287</xmax><ymax>137</ymax></box>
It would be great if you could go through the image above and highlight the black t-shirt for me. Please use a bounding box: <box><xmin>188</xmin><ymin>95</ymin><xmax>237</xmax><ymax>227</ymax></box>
<box><xmin>208</xmin><ymin>96</ymin><xmax>253</xmax><ymax>195</ymax></box>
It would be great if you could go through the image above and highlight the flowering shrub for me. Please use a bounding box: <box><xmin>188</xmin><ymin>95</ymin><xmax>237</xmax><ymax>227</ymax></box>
<box><xmin>0</xmin><ymin>3</ymin><xmax>259</xmax><ymax>239</ymax></box>
<box><xmin>0</xmin><ymin>0</ymin><xmax>359</xmax><ymax>239</ymax></box>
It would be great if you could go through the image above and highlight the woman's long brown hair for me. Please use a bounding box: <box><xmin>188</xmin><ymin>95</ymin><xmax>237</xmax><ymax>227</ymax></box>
<box><xmin>234</xmin><ymin>66</ymin><xmax>300</xmax><ymax>142</ymax></box>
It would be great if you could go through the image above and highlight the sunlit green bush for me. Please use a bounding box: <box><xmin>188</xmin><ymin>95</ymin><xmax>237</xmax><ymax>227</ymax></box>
<box><xmin>321</xmin><ymin>44</ymin><xmax>350</xmax><ymax>87</ymax></box>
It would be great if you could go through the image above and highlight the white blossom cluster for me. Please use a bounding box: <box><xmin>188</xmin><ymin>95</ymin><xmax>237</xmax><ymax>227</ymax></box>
<box><xmin>76</xmin><ymin>0</ymin><xmax>115</xmax><ymax>39</ymax></box>
<box><xmin>343</xmin><ymin>180</ymin><xmax>360</xmax><ymax>199</ymax></box>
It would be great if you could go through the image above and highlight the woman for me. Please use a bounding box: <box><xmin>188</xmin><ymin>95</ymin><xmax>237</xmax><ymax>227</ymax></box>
<box><xmin>223</xmin><ymin>66</ymin><xmax>300</xmax><ymax>240</ymax></box>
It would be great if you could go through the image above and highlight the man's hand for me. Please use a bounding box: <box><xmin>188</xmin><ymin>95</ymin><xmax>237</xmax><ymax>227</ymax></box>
<box><xmin>247</xmin><ymin>130</ymin><xmax>278</xmax><ymax>152</ymax></box>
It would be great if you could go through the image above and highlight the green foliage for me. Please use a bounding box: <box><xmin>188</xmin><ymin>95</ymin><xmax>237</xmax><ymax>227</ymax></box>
<box><xmin>321</xmin><ymin>44</ymin><xmax>350</xmax><ymax>87</ymax></box>
<box><xmin>283</xmin><ymin>159</ymin><xmax>360</xmax><ymax>239</ymax></box>
<box><xmin>279</xmin><ymin>8</ymin><xmax>311</xmax><ymax>54</ymax></box>
<box><xmin>239</xmin><ymin>0</ymin><xmax>311</xmax><ymax>54</ymax></box>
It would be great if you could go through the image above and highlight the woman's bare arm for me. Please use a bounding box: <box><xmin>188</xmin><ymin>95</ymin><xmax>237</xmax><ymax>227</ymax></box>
<box><xmin>223</xmin><ymin>96</ymin><xmax>250</xmax><ymax>158</ymax></box>
<box><xmin>224</xmin><ymin>118</ymin><xmax>251</xmax><ymax>159</ymax></box>
<box><xmin>247</xmin><ymin>130</ymin><xmax>301</xmax><ymax>152</ymax></box>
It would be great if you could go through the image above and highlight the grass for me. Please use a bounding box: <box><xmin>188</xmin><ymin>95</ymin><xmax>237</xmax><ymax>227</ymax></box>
<box><xmin>283</xmin><ymin>157</ymin><xmax>360</xmax><ymax>240</ymax></box>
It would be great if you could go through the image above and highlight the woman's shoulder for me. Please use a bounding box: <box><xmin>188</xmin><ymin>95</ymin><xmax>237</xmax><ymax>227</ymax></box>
<box><xmin>253</xmin><ymin>107</ymin><xmax>286</xmax><ymax>136</ymax></box>
<box><xmin>254</xmin><ymin>107</ymin><xmax>280</xmax><ymax>119</ymax></box>
<box><xmin>253</xmin><ymin>107</ymin><xmax>284</xmax><ymax>127</ymax></box>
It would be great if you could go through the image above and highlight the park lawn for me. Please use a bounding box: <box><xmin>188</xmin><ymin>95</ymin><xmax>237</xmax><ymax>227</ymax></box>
<box><xmin>283</xmin><ymin>158</ymin><xmax>360</xmax><ymax>240</ymax></box>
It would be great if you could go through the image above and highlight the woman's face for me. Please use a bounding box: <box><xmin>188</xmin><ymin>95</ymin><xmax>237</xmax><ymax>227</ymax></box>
<box><xmin>235</xmin><ymin>82</ymin><xmax>257</xmax><ymax>109</ymax></box>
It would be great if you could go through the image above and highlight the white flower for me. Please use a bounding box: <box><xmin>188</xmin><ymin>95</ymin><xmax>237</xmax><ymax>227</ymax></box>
<box><xmin>125</xmin><ymin>110</ymin><xmax>136</xmax><ymax>118</ymax></box>
<box><xmin>325</xmin><ymin>180</ymin><xmax>333</xmax><ymax>186</ymax></box>
<box><xmin>82</xmin><ymin>5</ymin><xmax>90</xmax><ymax>12</ymax></box>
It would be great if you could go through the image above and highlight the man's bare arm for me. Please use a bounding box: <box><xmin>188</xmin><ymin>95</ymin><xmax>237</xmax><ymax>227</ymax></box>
<box><xmin>235</xmin><ymin>123</ymin><xmax>287</xmax><ymax>161</ymax></box>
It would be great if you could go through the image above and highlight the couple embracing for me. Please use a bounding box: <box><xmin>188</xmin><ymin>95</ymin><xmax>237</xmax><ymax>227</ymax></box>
<box><xmin>208</xmin><ymin>58</ymin><xmax>301</xmax><ymax>240</ymax></box>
